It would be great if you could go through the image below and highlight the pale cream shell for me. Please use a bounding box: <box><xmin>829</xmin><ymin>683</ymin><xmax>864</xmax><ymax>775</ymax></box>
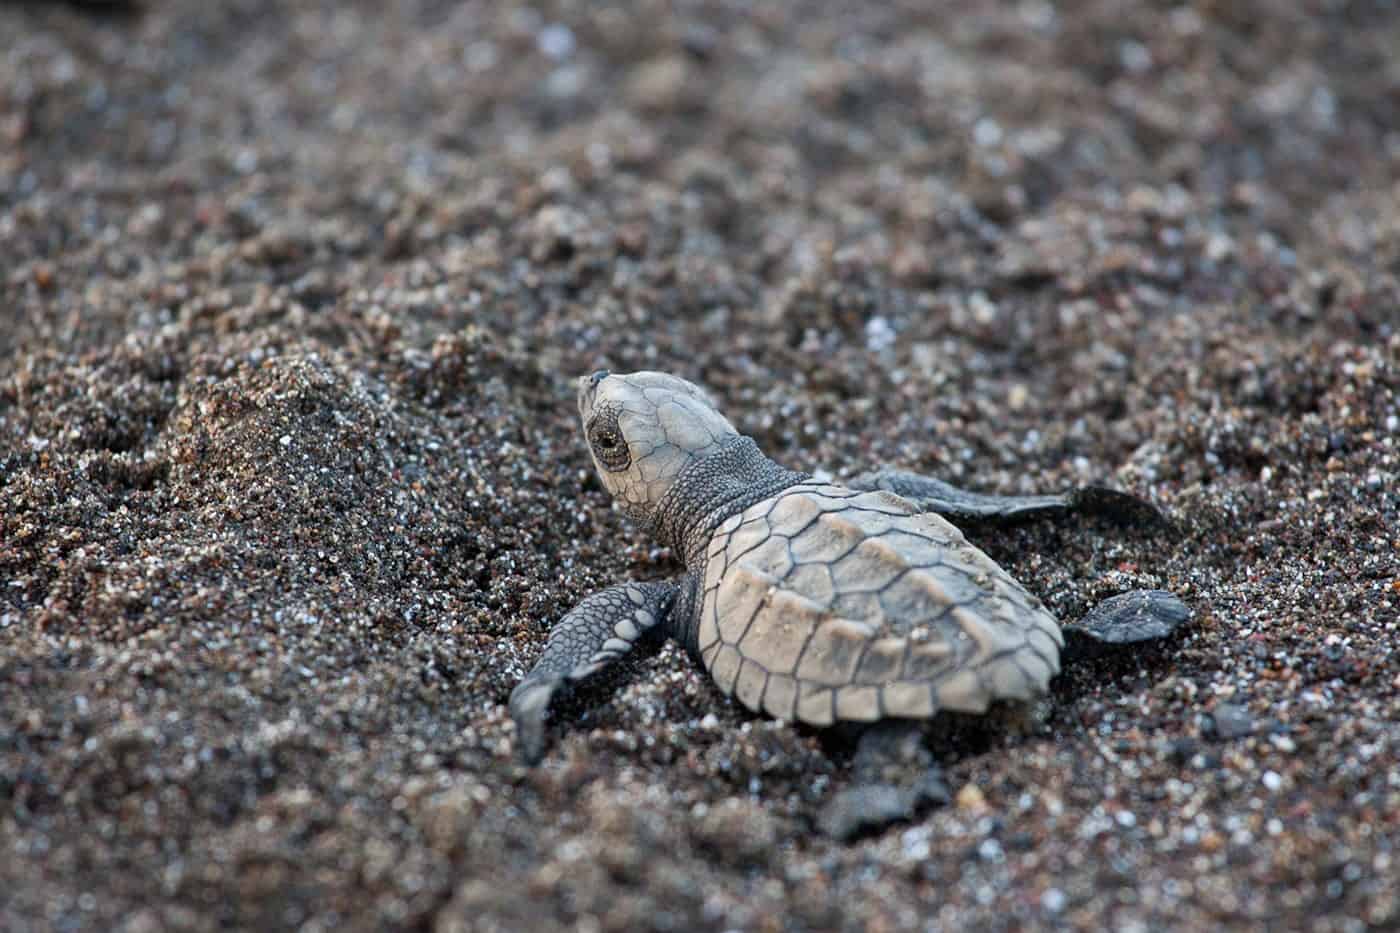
<box><xmin>696</xmin><ymin>484</ymin><xmax>1064</xmax><ymax>725</ymax></box>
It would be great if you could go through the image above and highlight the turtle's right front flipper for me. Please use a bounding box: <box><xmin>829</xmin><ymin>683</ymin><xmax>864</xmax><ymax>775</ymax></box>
<box><xmin>509</xmin><ymin>580</ymin><xmax>677</xmax><ymax>763</ymax></box>
<box><xmin>846</xmin><ymin>468</ymin><xmax>1167</xmax><ymax>528</ymax></box>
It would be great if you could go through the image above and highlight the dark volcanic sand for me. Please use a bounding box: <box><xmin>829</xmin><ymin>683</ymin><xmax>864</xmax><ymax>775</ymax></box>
<box><xmin>2</xmin><ymin>2</ymin><xmax>1399</xmax><ymax>930</ymax></box>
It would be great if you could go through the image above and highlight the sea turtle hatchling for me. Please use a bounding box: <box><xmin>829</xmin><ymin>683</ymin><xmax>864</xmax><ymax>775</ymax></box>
<box><xmin>511</xmin><ymin>371</ymin><xmax>1190</xmax><ymax>788</ymax></box>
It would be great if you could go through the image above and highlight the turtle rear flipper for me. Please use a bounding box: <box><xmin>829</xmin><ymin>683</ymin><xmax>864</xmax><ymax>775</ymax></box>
<box><xmin>1060</xmin><ymin>589</ymin><xmax>1191</xmax><ymax>665</ymax></box>
<box><xmin>817</xmin><ymin>721</ymin><xmax>951</xmax><ymax>841</ymax></box>
<box><xmin>1066</xmin><ymin>589</ymin><xmax>1191</xmax><ymax>643</ymax></box>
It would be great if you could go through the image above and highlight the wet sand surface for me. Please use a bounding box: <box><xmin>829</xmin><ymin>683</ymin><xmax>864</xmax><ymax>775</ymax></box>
<box><xmin>2</xmin><ymin>2</ymin><xmax>1398</xmax><ymax>930</ymax></box>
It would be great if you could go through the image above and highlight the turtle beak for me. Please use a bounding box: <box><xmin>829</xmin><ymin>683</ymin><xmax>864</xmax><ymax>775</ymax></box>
<box><xmin>577</xmin><ymin>369</ymin><xmax>609</xmax><ymax>415</ymax></box>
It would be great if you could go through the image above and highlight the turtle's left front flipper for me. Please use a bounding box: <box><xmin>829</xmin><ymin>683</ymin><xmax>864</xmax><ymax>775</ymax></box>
<box><xmin>846</xmin><ymin>468</ymin><xmax>1167</xmax><ymax>528</ymax></box>
<box><xmin>510</xmin><ymin>581</ymin><xmax>676</xmax><ymax>764</ymax></box>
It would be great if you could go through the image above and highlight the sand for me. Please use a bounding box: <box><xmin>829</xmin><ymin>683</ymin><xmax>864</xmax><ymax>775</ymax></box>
<box><xmin>2</xmin><ymin>1</ymin><xmax>1397</xmax><ymax>930</ymax></box>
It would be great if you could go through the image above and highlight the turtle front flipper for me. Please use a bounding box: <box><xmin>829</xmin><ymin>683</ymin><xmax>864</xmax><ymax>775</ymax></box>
<box><xmin>510</xmin><ymin>581</ymin><xmax>677</xmax><ymax>763</ymax></box>
<box><xmin>845</xmin><ymin>468</ymin><xmax>1167</xmax><ymax>528</ymax></box>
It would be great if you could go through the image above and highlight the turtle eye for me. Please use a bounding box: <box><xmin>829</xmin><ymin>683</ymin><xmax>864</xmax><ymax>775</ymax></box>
<box><xmin>588</xmin><ymin>412</ymin><xmax>631</xmax><ymax>471</ymax></box>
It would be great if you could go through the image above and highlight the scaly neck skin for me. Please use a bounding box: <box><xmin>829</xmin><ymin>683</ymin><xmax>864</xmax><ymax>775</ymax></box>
<box><xmin>646</xmin><ymin>435</ymin><xmax>810</xmax><ymax>572</ymax></box>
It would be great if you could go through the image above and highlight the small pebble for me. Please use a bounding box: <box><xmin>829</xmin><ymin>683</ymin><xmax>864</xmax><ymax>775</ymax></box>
<box><xmin>1206</xmin><ymin>703</ymin><xmax>1254</xmax><ymax>740</ymax></box>
<box><xmin>956</xmin><ymin>784</ymin><xmax>988</xmax><ymax>811</ymax></box>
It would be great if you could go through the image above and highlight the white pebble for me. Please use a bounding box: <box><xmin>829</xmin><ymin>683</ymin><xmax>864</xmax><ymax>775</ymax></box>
<box><xmin>1118</xmin><ymin>40</ymin><xmax>1152</xmax><ymax>73</ymax></box>
<box><xmin>1206</xmin><ymin>233</ymin><xmax>1235</xmax><ymax>262</ymax></box>
<box><xmin>537</xmin><ymin>23</ymin><xmax>576</xmax><ymax>60</ymax></box>
<box><xmin>969</xmin><ymin>290</ymin><xmax>998</xmax><ymax>324</ymax></box>
<box><xmin>864</xmin><ymin>316</ymin><xmax>895</xmax><ymax>352</ymax></box>
<box><xmin>973</xmin><ymin>118</ymin><xmax>1003</xmax><ymax>148</ymax></box>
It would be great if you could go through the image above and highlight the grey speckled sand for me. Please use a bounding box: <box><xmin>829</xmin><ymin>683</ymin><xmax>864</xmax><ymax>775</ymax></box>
<box><xmin>509</xmin><ymin>371</ymin><xmax>1190</xmax><ymax>764</ymax></box>
<box><xmin>6</xmin><ymin>1</ymin><xmax>1399</xmax><ymax>925</ymax></box>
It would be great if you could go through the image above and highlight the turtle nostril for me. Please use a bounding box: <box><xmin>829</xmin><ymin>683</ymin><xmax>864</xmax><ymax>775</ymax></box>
<box><xmin>589</xmin><ymin>370</ymin><xmax>610</xmax><ymax>388</ymax></box>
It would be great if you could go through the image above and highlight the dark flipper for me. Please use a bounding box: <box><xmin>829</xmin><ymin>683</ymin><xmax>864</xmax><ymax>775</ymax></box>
<box><xmin>846</xmin><ymin>469</ymin><xmax>1167</xmax><ymax>527</ymax></box>
<box><xmin>509</xmin><ymin>580</ymin><xmax>676</xmax><ymax>763</ymax></box>
<box><xmin>817</xmin><ymin>721</ymin><xmax>950</xmax><ymax>841</ymax></box>
<box><xmin>1063</xmin><ymin>589</ymin><xmax>1192</xmax><ymax>644</ymax></box>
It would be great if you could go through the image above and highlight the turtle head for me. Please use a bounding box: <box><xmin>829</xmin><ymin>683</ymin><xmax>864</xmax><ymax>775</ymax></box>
<box><xmin>577</xmin><ymin>370</ymin><xmax>738</xmax><ymax>521</ymax></box>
